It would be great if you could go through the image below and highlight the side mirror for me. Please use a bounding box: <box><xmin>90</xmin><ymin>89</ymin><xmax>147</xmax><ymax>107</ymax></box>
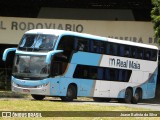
<box><xmin>2</xmin><ymin>48</ymin><xmax>17</xmax><ymax>61</ymax></box>
<box><xmin>45</xmin><ymin>50</ymin><xmax>63</xmax><ymax>64</ymax></box>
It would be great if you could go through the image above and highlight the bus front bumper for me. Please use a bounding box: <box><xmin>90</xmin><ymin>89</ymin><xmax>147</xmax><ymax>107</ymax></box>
<box><xmin>12</xmin><ymin>82</ymin><xmax>50</xmax><ymax>95</ymax></box>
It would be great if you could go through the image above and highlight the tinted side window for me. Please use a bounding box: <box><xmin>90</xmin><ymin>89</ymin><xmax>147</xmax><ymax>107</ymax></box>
<box><xmin>57</xmin><ymin>36</ymin><xmax>74</xmax><ymax>62</ymax></box>
<box><xmin>57</xmin><ymin>36</ymin><xmax>74</xmax><ymax>51</ymax></box>
<box><xmin>151</xmin><ymin>50</ymin><xmax>157</xmax><ymax>61</ymax></box>
<box><xmin>90</xmin><ymin>40</ymin><xmax>100</xmax><ymax>53</ymax></box>
<box><xmin>130</xmin><ymin>47</ymin><xmax>136</xmax><ymax>58</ymax></box>
<box><xmin>89</xmin><ymin>67</ymin><xmax>98</xmax><ymax>79</ymax></box>
<box><xmin>75</xmin><ymin>37</ymin><xmax>89</xmax><ymax>52</ymax></box>
<box><xmin>144</xmin><ymin>49</ymin><xmax>151</xmax><ymax>60</ymax></box>
<box><xmin>99</xmin><ymin>41</ymin><xmax>105</xmax><ymax>54</ymax></box>
<box><xmin>137</xmin><ymin>48</ymin><xmax>143</xmax><ymax>59</ymax></box>
<box><xmin>106</xmin><ymin>43</ymin><xmax>118</xmax><ymax>56</ymax></box>
<box><xmin>97</xmin><ymin>68</ymin><xmax>104</xmax><ymax>79</ymax></box>
<box><xmin>124</xmin><ymin>46</ymin><xmax>130</xmax><ymax>57</ymax></box>
<box><xmin>73</xmin><ymin>64</ymin><xmax>132</xmax><ymax>82</ymax></box>
<box><xmin>73</xmin><ymin>65</ymin><xmax>89</xmax><ymax>79</ymax></box>
<box><xmin>119</xmin><ymin>45</ymin><xmax>125</xmax><ymax>57</ymax></box>
<box><xmin>122</xmin><ymin>70</ymin><xmax>132</xmax><ymax>82</ymax></box>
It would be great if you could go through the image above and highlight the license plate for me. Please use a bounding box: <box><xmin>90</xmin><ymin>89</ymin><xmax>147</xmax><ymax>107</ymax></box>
<box><xmin>23</xmin><ymin>89</ymin><xmax>30</xmax><ymax>93</ymax></box>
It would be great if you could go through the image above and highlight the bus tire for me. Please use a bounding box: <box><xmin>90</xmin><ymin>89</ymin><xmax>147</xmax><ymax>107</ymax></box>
<box><xmin>60</xmin><ymin>85</ymin><xmax>76</xmax><ymax>102</ymax></box>
<box><xmin>31</xmin><ymin>94</ymin><xmax>45</xmax><ymax>100</ymax></box>
<box><xmin>131</xmin><ymin>88</ymin><xmax>142</xmax><ymax>104</ymax></box>
<box><xmin>124</xmin><ymin>88</ymin><xmax>133</xmax><ymax>103</ymax></box>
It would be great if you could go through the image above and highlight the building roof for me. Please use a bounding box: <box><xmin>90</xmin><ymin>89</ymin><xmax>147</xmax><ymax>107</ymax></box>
<box><xmin>0</xmin><ymin>0</ymin><xmax>152</xmax><ymax>21</ymax></box>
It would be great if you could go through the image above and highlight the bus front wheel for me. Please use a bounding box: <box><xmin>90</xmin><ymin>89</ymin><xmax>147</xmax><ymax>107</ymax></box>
<box><xmin>60</xmin><ymin>85</ymin><xmax>76</xmax><ymax>102</ymax></box>
<box><xmin>31</xmin><ymin>94</ymin><xmax>45</xmax><ymax>100</ymax></box>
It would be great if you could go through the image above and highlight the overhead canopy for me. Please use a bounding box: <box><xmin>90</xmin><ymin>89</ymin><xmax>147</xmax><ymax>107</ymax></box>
<box><xmin>0</xmin><ymin>0</ymin><xmax>152</xmax><ymax>20</ymax></box>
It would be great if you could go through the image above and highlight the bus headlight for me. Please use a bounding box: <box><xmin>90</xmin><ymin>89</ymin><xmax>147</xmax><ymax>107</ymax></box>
<box><xmin>36</xmin><ymin>83</ymin><xmax>48</xmax><ymax>88</ymax></box>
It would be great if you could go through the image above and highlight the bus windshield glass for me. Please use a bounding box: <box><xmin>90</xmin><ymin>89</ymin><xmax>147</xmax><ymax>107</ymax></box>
<box><xmin>18</xmin><ymin>34</ymin><xmax>58</xmax><ymax>52</ymax></box>
<box><xmin>12</xmin><ymin>55</ymin><xmax>49</xmax><ymax>80</ymax></box>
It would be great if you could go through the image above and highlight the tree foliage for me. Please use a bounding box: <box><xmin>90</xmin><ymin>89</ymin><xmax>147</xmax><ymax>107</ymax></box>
<box><xmin>151</xmin><ymin>0</ymin><xmax>160</xmax><ymax>43</ymax></box>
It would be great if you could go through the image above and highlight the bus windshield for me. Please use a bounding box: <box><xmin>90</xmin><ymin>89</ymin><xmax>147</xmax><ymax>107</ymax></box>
<box><xmin>12</xmin><ymin>55</ymin><xmax>49</xmax><ymax>80</ymax></box>
<box><xmin>18</xmin><ymin>34</ymin><xmax>58</xmax><ymax>52</ymax></box>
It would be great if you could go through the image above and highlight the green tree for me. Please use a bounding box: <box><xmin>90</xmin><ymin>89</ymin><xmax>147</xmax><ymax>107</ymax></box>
<box><xmin>151</xmin><ymin>0</ymin><xmax>160</xmax><ymax>43</ymax></box>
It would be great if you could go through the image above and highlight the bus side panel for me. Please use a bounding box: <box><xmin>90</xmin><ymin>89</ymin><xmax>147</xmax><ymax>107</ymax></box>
<box><xmin>77</xmin><ymin>79</ymin><xmax>95</xmax><ymax>97</ymax></box>
<box><xmin>50</xmin><ymin>78</ymin><xmax>61</xmax><ymax>96</ymax></box>
<box><xmin>118</xmin><ymin>68</ymin><xmax>158</xmax><ymax>99</ymax></box>
<box><xmin>58</xmin><ymin>78</ymin><xmax>95</xmax><ymax>97</ymax></box>
<box><xmin>146</xmin><ymin>72</ymin><xmax>157</xmax><ymax>99</ymax></box>
<box><xmin>71</xmin><ymin>52</ymin><xmax>102</xmax><ymax>66</ymax></box>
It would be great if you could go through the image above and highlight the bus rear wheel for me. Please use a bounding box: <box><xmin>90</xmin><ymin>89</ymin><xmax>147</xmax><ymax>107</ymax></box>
<box><xmin>124</xmin><ymin>88</ymin><xmax>133</xmax><ymax>103</ymax></box>
<box><xmin>131</xmin><ymin>89</ymin><xmax>142</xmax><ymax>104</ymax></box>
<box><xmin>31</xmin><ymin>94</ymin><xmax>45</xmax><ymax>100</ymax></box>
<box><xmin>60</xmin><ymin>85</ymin><xmax>76</xmax><ymax>102</ymax></box>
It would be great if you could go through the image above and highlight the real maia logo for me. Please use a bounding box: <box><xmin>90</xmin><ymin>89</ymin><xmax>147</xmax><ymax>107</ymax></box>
<box><xmin>109</xmin><ymin>58</ymin><xmax>140</xmax><ymax>69</ymax></box>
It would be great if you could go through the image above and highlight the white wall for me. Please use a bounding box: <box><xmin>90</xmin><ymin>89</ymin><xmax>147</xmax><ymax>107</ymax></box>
<box><xmin>0</xmin><ymin>16</ymin><xmax>157</xmax><ymax>47</ymax></box>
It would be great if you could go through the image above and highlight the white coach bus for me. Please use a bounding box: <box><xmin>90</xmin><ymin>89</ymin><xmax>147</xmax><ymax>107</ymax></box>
<box><xmin>2</xmin><ymin>29</ymin><xmax>158</xmax><ymax>104</ymax></box>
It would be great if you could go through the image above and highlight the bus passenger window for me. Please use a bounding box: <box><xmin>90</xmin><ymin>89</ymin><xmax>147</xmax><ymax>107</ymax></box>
<box><xmin>137</xmin><ymin>48</ymin><xmax>143</xmax><ymax>59</ymax></box>
<box><xmin>105</xmin><ymin>68</ymin><xmax>110</xmax><ymax>80</ymax></box>
<box><xmin>81</xmin><ymin>66</ymin><xmax>89</xmax><ymax>79</ymax></box>
<box><xmin>76</xmin><ymin>38</ymin><xmax>89</xmax><ymax>52</ymax></box>
<box><xmin>131</xmin><ymin>47</ymin><xmax>136</xmax><ymax>58</ymax></box>
<box><xmin>107</xmin><ymin>43</ymin><xmax>116</xmax><ymax>55</ymax></box>
<box><xmin>106</xmin><ymin>44</ymin><xmax>111</xmax><ymax>55</ymax></box>
<box><xmin>120</xmin><ymin>45</ymin><xmax>125</xmax><ymax>57</ymax></box>
<box><xmin>151</xmin><ymin>50</ymin><xmax>157</xmax><ymax>61</ymax></box>
<box><xmin>118</xmin><ymin>70</ymin><xmax>123</xmax><ymax>82</ymax></box>
<box><xmin>123</xmin><ymin>70</ymin><xmax>131</xmax><ymax>82</ymax></box>
<box><xmin>97</xmin><ymin>68</ymin><xmax>104</xmax><ymax>80</ymax></box>
<box><xmin>91</xmin><ymin>40</ymin><xmax>100</xmax><ymax>53</ymax></box>
<box><xmin>144</xmin><ymin>49</ymin><xmax>151</xmax><ymax>60</ymax></box>
<box><xmin>110</xmin><ymin>69</ymin><xmax>115</xmax><ymax>81</ymax></box>
<box><xmin>105</xmin><ymin>68</ymin><xmax>117</xmax><ymax>81</ymax></box>
<box><xmin>99</xmin><ymin>41</ymin><xmax>105</xmax><ymax>54</ymax></box>
<box><xmin>124</xmin><ymin>46</ymin><xmax>130</xmax><ymax>57</ymax></box>
<box><xmin>73</xmin><ymin>65</ymin><xmax>82</xmax><ymax>78</ymax></box>
<box><xmin>89</xmin><ymin>67</ymin><xmax>98</xmax><ymax>79</ymax></box>
<box><xmin>57</xmin><ymin>36</ymin><xmax>74</xmax><ymax>61</ymax></box>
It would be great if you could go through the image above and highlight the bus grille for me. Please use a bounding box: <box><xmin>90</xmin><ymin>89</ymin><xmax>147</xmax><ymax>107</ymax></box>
<box><xmin>17</xmin><ymin>84</ymin><xmax>37</xmax><ymax>88</ymax></box>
